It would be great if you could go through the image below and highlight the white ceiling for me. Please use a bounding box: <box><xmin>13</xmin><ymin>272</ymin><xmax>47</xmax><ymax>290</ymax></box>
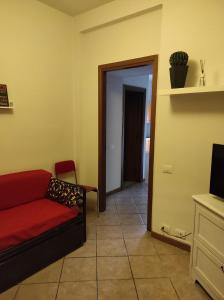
<box><xmin>38</xmin><ymin>0</ymin><xmax>114</xmax><ymax>16</ymax></box>
<box><xmin>107</xmin><ymin>66</ymin><xmax>152</xmax><ymax>79</ymax></box>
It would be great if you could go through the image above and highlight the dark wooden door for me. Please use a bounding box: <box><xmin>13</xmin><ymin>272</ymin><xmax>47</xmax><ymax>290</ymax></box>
<box><xmin>123</xmin><ymin>85</ymin><xmax>146</xmax><ymax>183</ymax></box>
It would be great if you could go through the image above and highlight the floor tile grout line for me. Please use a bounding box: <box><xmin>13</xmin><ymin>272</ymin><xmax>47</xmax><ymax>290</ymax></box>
<box><xmin>96</xmin><ymin>254</ymin><xmax>163</xmax><ymax>258</ymax></box>
<box><xmin>19</xmin><ymin>281</ymin><xmax>59</xmax><ymax>286</ymax></box>
<box><xmin>169</xmin><ymin>277</ymin><xmax>181</xmax><ymax>300</ymax></box>
<box><xmin>58</xmin><ymin>279</ymin><xmax>98</xmax><ymax>283</ymax></box>
<box><xmin>66</xmin><ymin>255</ymin><xmax>97</xmax><ymax>258</ymax></box>
<box><xmin>65</xmin><ymin>256</ymin><xmax>97</xmax><ymax>259</ymax></box>
<box><xmin>54</xmin><ymin>257</ymin><xmax>65</xmax><ymax>300</ymax></box>
<box><xmin>58</xmin><ymin>276</ymin><xmax>172</xmax><ymax>283</ymax></box>
<box><xmin>18</xmin><ymin>275</ymin><xmax>174</xmax><ymax>285</ymax></box>
<box><xmin>12</xmin><ymin>285</ymin><xmax>20</xmax><ymax>300</ymax></box>
<box><xmin>94</xmin><ymin>276</ymin><xmax>171</xmax><ymax>281</ymax></box>
<box><xmin>123</xmin><ymin>238</ymin><xmax>140</xmax><ymax>300</ymax></box>
<box><xmin>96</xmin><ymin>227</ymin><xmax>99</xmax><ymax>300</ymax></box>
<box><xmin>114</xmin><ymin>197</ymin><xmax>119</xmax><ymax>216</ymax></box>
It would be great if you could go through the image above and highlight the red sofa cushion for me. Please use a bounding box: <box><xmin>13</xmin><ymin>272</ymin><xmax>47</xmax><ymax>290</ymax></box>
<box><xmin>0</xmin><ymin>198</ymin><xmax>79</xmax><ymax>252</ymax></box>
<box><xmin>0</xmin><ymin>170</ymin><xmax>52</xmax><ymax>210</ymax></box>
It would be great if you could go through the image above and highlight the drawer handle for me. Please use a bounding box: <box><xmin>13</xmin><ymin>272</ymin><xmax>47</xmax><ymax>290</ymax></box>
<box><xmin>221</xmin><ymin>265</ymin><xmax>224</xmax><ymax>273</ymax></box>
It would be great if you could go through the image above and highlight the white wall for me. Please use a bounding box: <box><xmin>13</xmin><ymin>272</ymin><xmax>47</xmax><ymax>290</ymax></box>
<box><xmin>106</xmin><ymin>74</ymin><xmax>123</xmax><ymax>192</ymax></box>
<box><xmin>0</xmin><ymin>0</ymin><xmax>74</xmax><ymax>174</ymax></box>
<box><xmin>152</xmin><ymin>0</ymin><xmax>224</xmax><ymax>244</ymax></box>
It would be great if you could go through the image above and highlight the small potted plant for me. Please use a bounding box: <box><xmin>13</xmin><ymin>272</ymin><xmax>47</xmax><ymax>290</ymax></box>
<box><xmin>169</xmin><ymin>51</ymin><xmax>188</xmax><ymax>88</ymax></box>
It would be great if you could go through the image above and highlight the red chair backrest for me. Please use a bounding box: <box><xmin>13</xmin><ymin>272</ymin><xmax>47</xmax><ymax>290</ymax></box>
<box><xmin>55</xmin><ymin>160</ymin><xmax>76</xmax><ymax>176</ymax></box>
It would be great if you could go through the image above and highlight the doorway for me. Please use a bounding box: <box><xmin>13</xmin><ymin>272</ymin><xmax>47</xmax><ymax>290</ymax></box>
<box><xmin>122</xmin><ymin>85</ymin><xmax>146</xmax><ymax>186</ymax></box>
<box><xmin>98</xmin><ymin>55</ymin><xmax>158</xmax><ymax>231</ymax></box>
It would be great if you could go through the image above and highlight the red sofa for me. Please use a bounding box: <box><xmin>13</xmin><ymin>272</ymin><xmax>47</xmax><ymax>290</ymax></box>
<box><xmin>0</xmin><ymin>170</ymin><xmax>86</xmax><ymax>293</ymax></box>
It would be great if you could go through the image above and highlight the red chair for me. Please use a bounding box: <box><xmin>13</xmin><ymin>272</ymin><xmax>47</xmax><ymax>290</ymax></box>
<box><xmin>55</xmin><ymin>160</ymin><xmax>99</xmax><ymax>216</ymax></box>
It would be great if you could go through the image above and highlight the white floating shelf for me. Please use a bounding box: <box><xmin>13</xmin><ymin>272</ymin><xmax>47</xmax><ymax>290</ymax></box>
<box><xmin>158</xmin><ymin>86</ymin><xmax>224</xmax><ymax>96</ymax></box>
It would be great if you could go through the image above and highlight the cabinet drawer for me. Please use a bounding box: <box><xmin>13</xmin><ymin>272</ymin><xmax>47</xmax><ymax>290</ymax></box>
<box><xmin>193</xmin><ymin>240</ymin><xmax>224</xmax><ymax>299</ymax></box>
<box><xmin>195</xmin><ymin>204</ymin><xmax>224</xmax><ymax>261</ymax></box>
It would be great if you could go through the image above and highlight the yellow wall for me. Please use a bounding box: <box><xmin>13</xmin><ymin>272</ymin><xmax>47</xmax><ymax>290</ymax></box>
<box><xmin>73</xmin><ymin>0</ymin><xmax>224</xmax><ymax>243</ymax></box>
<box><xmin>0</xmin><ymin>0</ymin><xmax>74</xmax><ymax>174</ymax></box>
<box><xmin>153</xmin><ymin>0</ymin><xmax>224</xmax><ymax>243</ymax></box>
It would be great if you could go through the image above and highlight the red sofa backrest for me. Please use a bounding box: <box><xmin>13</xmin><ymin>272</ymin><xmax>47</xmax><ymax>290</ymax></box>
<box><xmin>0</xmin><ymin>170</ymin><xmax>52</xmax><ymax>210</ymax></box>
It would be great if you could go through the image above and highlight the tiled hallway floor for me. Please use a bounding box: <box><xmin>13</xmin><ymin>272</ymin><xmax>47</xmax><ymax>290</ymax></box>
<box><xmin>0</xmin><ymin>183</ymin><xmax>211</xmax><ymax>300</ymax></box>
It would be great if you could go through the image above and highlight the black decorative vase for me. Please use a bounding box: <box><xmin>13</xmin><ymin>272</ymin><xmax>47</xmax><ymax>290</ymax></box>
<box><xmin>169</xmin><ymin>65</ymin><xmax>188</xmax><ymax>88</ymax></box>
<box><xmin>169</xmin><ymin>51</ymin><xmax>188</xmax><ymax>88</ymax></box>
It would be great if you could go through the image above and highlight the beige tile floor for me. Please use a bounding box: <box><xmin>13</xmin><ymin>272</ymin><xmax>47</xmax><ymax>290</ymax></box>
<box><xmin>0</xmin><ymin>183</ymin><xmax>212</xmax><ymax>300</ymax></box>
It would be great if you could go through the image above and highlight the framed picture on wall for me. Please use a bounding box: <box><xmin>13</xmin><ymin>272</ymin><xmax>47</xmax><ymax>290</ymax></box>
<box><xmin>0</xmin><ymin>84</ymin><xmax>9</xmax><ymax>107</ymax></box>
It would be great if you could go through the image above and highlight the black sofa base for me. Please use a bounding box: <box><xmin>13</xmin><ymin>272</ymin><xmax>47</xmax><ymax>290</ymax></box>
<box><xmin>0</xmin><ymin>217</ymin><xmax>84</xmax><ymax>293</ymax></box>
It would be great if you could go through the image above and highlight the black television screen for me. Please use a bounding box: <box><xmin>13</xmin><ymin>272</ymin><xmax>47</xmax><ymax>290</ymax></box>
<box><xmin>210</xmin><ymin>144</ymin><xmax>224</xmax><ymax>199</ymax></box>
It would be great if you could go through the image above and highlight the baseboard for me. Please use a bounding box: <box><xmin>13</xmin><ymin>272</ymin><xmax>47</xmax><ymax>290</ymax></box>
<box><xmin>106</xmin><ymin>187</ymin><xmax>122</xmax><ymax>196</ymax></box>
<box><xmin>151</xmin><ymin>231</ymin><xmax>191</xmax><ymax>252</ymax></box>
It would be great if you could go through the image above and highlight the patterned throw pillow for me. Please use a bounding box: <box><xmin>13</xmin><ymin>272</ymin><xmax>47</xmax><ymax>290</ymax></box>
<box><xmin>47</xmin><ymin>177</ymin><xmax>83</xmax><ymax>208</ymax></box>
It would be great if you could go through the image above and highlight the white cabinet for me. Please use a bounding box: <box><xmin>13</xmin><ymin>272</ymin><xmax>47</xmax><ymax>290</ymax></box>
<box><xmin>191</xmin><ymin>194</ymin><xmax>224</xmax><ymax>300</ymax></box>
